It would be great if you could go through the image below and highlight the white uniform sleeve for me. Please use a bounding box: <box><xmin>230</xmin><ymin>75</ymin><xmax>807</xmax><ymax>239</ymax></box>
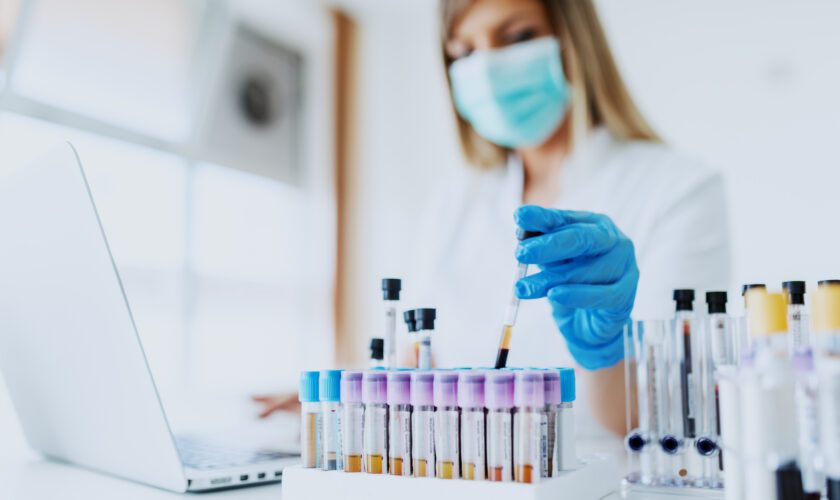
<box><xmin>632</xmin><ymin>168</ymin><xmax>732</xmax><ymax>319</ymax></box>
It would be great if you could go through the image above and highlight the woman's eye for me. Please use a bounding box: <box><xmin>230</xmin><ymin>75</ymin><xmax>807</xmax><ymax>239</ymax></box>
<box><xmin>506</xmin><ymin>28</ymin><xmax>537</xmax><ymax>44</ymax></box>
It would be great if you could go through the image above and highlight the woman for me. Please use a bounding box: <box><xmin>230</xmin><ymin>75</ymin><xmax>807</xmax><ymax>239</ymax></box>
<box><xmin>257</xmin><ymin>0</ymin><xmax>730</xmax><ymax>437</ymax></box>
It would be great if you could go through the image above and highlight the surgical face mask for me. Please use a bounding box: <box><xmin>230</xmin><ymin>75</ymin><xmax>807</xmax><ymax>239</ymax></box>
<box><xmin>448</xmin><ymin>37</ymin><xmax>570</xmax><ymax>149</ymax></box>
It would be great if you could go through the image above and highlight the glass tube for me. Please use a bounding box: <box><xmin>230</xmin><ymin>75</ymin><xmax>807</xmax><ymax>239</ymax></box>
<box><xmin>387</xmin><ymin>371</ymin><xmax>412</xmax><ymax>476</ymax></box>
<box><xmin>543</xmin><ymin>370</ymin><xmax>561</xmax><ymax>477</ymax></box>
<box><xmin>434</xmin><ymin>371</ymin><xmax>460</xmax><ymax>479</ymax></box>
<box><xmin>299</xmin><ymin>371</ymin><xmax>322</xmax><ymax>469</ymax></box>
<box><xmin>321</xmin><ymin>400</ymin><xmax>341</xmax><ymax>471</ymax></box>
<box><xmin>410</xmin><ymin>371</ymin><xmax>436</xmax><ymax>478</ymax></box>
<box><xmin>662</xmin><ymin>317</ymin><xmax>688</xmax><ymax>485</ymax></box>
<box><xmin>458</xmin><ymin>371</ymin><xmax>486</xmax><ymax>480</ymax></box>
<box><xmin>415</xmin><ymin>309</ymin><xmax>436</xmax><ymax>371</ymax></box>
<box><xmin>340</xmin><ymin>371</ymin><xmax>364</xmax><ymax>473</ymax></box>
<box><xmin>556</xmin><ymin>368</ymin><xmax>576</xmax><ymax>473</ymax></box>
<box><xmin>381</xmin><ymin>278</ymin><xmax>401</xmax><ymax>369</ymax></box>
<box><xmin>486</xmin><ymin>371</ymin><xmax>514</xmax><ymax>482</ymax></box>
<box><xmin>694</xmin><ymin>313</ymin><xmax>725</xmax><ymax>487</ymax></box>
<box><xmin>625</xmin><ymin>320</ymin><xmax>666</xmax><ymax>485</ymax></box>
<box><xmin>362</xmin><ymin>371</ymin><xmax>388</xmax><ymax>474</ymax></box>
<box><xmin>783</xmin><ymin>281</ymin><xmax>809</xmax><ymax>356</ymax></box>
<box><xmin>319</xmin><ymin>370</ymin><xmax>343</xmax><ymax>471</ymax></box>
<box><xmin>514</xmin><ymin>371</ymin><xmax>547</xmax><ymax>483</ymax></box>
<box><xmin>301</xmin><ymin>401</ymin><xmax>321</xmax><ymax>469</ymax></box>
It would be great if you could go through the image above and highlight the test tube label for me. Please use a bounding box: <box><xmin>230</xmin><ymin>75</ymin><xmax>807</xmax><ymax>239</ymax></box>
<box><xmin>488</xmin><ymin>411</ymin><xmax>513</xmax><ymax>482</ymax></box>
<box><xmin>540</xmin><ymin>413</ymin><xmax>549</xmax><ymax>478</ymax></box>
<box><xmin>461</xmin><ymin>411</ymin><xmax>486</xmax><ymax>480</ymax></box>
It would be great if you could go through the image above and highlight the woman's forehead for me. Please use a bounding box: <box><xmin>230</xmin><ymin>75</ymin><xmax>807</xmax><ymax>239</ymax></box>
<box><xmin>449</xmin><ymin>0</ymin><xmax>548</xmax><ymax>40</ymax></box>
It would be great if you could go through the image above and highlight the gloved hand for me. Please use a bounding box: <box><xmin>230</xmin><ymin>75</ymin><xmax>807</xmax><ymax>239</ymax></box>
<box><xmin>514</xmin><ymin>205</ymin><xmax>639</xmax><ymax>370</ymax></box>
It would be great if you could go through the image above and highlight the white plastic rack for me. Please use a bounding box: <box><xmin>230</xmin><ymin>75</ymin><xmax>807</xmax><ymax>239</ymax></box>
<box><xmin>283</xmin><ymin>454</ymin><xmax>618</xmax><ymax>500</ymax></box>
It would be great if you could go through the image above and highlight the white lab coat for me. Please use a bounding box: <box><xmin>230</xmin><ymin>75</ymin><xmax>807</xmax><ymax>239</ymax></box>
<box><xmin>405</xmin><ymin>127</ymin><xmax>731</xmax><ymax>437</ymax></box>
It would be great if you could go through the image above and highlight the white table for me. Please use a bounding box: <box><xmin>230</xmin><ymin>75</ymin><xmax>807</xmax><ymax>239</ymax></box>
<box><xmin>0</xmin><ymin>381</ymin><xmax>686</xmax><ymax>499</ymax></box>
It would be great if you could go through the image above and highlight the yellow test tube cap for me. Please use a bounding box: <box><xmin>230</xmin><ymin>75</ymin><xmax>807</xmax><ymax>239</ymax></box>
<box><xmin>812</xmin><ymin>282</ymin><xmax>840</xmax><ymax>332</ymax></box>
<box><xmin>746</xmin><ymin>290</ymin><xmax>787</xmax><ymax>337</ymax></box>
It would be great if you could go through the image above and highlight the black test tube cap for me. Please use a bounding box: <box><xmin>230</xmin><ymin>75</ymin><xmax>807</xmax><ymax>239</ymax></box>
<box><xmin>382</xmin><ymin>278</ymin><xmax>402</xmax><ymax>301</ymax></box>
<box><xmin>369</xmin><ymin>338</ymin><xmax>384</xmax><ymax>360</ymax></box>
<box><xmin>774</xmin><ymin>461</ymin><xmax>805</xmax><ymax>500</ymax></box>
<box><xmin>414</xmin><ymin>308</ymin><xmax>437</xmax><ymax>331</ymax></box>
<box><xmin>828</xmin><ymin>477</ymin><xmax>840</xmax><ymax>500</ymax></box>
<box><xmin>673</xmin><ymin>289</ymin><xmax>695</xmax><ymax>312</ymax></box>
<box><xmin>741</xmin><ymin>283</ymin><xmax>766</xmax><ymax>296</ymax></box>
<box><xmin>515</xmin><ymin>228</ymin><xmax>544</xmax><ymax>241</ymax></box>
<box><xmin>782</xmin><ymin>281</ymin><xmax>806</xmax><ymax>306</ymax></box>
<box><xmin>819</xmin><ymin>279</ymin><xmax>840</xmax><ymax>287</ymax></box>
<box><xmin>403</xmin><ymin>309</ymin><xmax>417</xmax><ymax>333</ymax></box>
<box><xmin>706</xmin><ymin>291</ymin><xmax>728</xmax><ymax>314</ymax></box>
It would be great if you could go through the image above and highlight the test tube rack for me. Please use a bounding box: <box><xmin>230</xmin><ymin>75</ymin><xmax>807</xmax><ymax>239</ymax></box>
<box><xmin>621</xmin><ymin>480</ymin><xmax>724</xmax><ymax>499</ymax></box>
<box><xmin>282</xmin><ymin>454</ymin><xmax>618</xmax><ymax>500</ymax></box>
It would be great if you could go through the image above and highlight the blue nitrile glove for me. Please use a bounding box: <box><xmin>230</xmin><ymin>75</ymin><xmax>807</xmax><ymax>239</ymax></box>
<box><xmin>514</xmin><ymin>205</ymin><xmax>639</xmax><ymax>370</ymax></box>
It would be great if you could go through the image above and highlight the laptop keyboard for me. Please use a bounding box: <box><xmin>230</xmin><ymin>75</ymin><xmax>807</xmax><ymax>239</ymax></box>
<box><xmin>177</xmin><ymin>436</ymin><xmax>298</xmax><ymax>470</ymax></box>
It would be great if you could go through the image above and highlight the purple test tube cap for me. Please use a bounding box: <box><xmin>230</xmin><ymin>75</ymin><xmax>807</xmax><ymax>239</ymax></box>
<box><xmin>433</xmin><ymin>370</ymin><xmax>459</xmax><ymax>408</ymax></box>
<box><xmin>410</xmin><ymin>371</ymin><xmax>435</xmax><ymax>407</ymax></box>
<box><xmin>386</xmin><ymin>370</ymin><xmax>412</xmax><ymax>405</ymax></box>
<box><xmin>514</xmin><ymin>370</ymin><xmax>545</xmax><ymax>408</ymax></box>
<box><xmin>485</xmin><ymin>371</ymin><xmax>515</xmax><ymax>410</ymax></box>
<box><xmin>543</xmin><ymin>369</ymin><xmax>561</xmax><ymax>406</ymax></box>
<box><xmin>457</xmin><ymin>370</ymin><xmax>486</xmax><ymax>408</ymax></box>
<box><xmin>362</xmin><ymin>370</ymin><xmax>388</xmax><ymax>405</ymax></box>
<box><xmin>340</xmin><ymin>371</ymin><xmax>363</xmax><ymax>404</ymax></box>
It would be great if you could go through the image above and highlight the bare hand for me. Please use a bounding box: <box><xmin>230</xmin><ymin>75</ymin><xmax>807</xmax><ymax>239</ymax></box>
<box><xmin>252</xmin><ymin>393</ymin><xmax>300</xmax><ymax>418</ymax></box>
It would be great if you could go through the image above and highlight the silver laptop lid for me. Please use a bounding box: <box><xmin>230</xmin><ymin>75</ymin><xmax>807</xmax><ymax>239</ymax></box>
<box><xmin>0</xmin><ymin>144</ymin><xmax>187</xmax><ymax>492</ymax></box>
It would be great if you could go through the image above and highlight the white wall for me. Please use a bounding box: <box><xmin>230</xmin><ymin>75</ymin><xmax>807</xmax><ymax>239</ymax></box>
<box><xmin>343</xmin><ymin>0</ymin><xmax>840</xmax><ymax>340</ymax></box>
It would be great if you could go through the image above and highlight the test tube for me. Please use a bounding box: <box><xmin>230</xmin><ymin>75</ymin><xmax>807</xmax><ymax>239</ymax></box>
<box><xmin>784</xmin><ymin>281</ymin><xmax>823</xmax><ymax>498</ymax></box>
<box><xmin>695</xmin><ymin>292</ymin><xmax>729</xmax><ymax>488</ymax></box>
<box><xmin>410</xmin><ymin>370</ymin><xmax>436</xmax><ymax>478</ymax></box>
<box><xmin>415</xmin><ymin>309</ymin><xmax>436</xmax><ymax>370</ymax></box>
<box><xmin>381</xmin><ymin>279</ymin><xmax>401</xmax><ymax>369</ymax></box>
<box><xmin>660</xmin><ymin>290</ymin><xmax>693</xmax><ymax>485</ymax></box>
<box><xmin>741</xmin><ymin>290</ymin><xmax>798</xmax><ymax>500</ymax></box>
<box><xmin>369</xmin><ymin>338</ymin><xmax>385</xmax><ymax>369</ymax></box>
<box><xmin>434</xmin><ymin>371</ymin><xmax>460</xmax><ymax>479</ymax></box>
<box><xmin>738</xmin><ymin>283</ymin><xmax>767</xmax><ymax>362</ymax></box>
<box><xmin>813</xmin><ymin>281</ymin><xmax>840</xmax><ymax>499</ymax></box>
<box><xmin>320</xmin><ymin>370</ymin><xmax>343</xmax><ymax>471</ymax></box>
<box><xmin>543</xmin><ymin>370</ymin><xmax>561</xmax><ymax>477</ymax></box>
<box><xmin>299</xmin><ymin>371</ymin><xmax>322</xmax><ymax>469</ymax></box>
<box><xmin>674</xmin><ymin>290</ymin><xmax>699</xmax><ymax>440</ymax></box>
<box><xmin>557</xmin><ymin>367</ymin><xmax>577</xmax><ymax>472</ymax></box>
<box><xmin>625</xmin><ymin>320</ymin><xmax>667</xmax><ymax>485</ymax></box>
<box><xmin>404</xmin><ymin>310</ymin><xmax>419</xmax><ymax>367</ymax></box>
<box><xmin>340</xmin><ymin>371</ymin><xmax>364</xmax><ymax>473</ymax></box>
<box><xmin>387</xmin><ymin>370</ymin><xmax>412</xmax><ymax>476</ymax></box>
<box><xmin>494</xmin><ymin>228</ymin><xmax>543</xmax><ymax>369</ymax></box>
<box><xmin>783</xmin><ymin>281</ymin><xmax>810</xmax><ymax>355</ymax></box>
<box><xmin>486</xmin><ymin>371</ymin><xmax>514</xmax><ymax>482</ymax></box>
<box><xmin>362</xmin><ymin>370</ymin><xmax>388</xmax><ymax>474</ymax></box>
<box><xmin>514</xmin><ymin>370</ymin><xmax>548</xmax><ymax>483</ymax></box>
<box><xmin>458</xmin><ymin>370</ymin><xmax>486</xmax><ymax>480</ymax></box>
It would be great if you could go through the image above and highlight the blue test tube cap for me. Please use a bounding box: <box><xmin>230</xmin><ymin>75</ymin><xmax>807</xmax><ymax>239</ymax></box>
<box><xmin>559</xmin><ymin>367</ymin><xmax>576</xmax><ymax>403</ymax></box>
<box><xmin>299</xmin><ymin>371</ymin><xmax>320</xmax><ymax>402</ymax></box>
<box><xmin>319</xmin><ymin>370</ymin><xmax>342</xmax><ymax>402</ymax></box>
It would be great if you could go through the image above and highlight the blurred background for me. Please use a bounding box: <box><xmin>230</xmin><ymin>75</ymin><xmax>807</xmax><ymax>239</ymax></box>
<box><xmin>0</xmin><ymin>0</ymin><xmax>838</xmax><ymax>426</ymax></box>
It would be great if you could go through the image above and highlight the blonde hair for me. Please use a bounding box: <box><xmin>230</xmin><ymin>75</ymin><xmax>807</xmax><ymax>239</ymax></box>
<box><xmin>440</xmin><ymin>0</ymin><xmax>660</xmax><ymax>168</ymax></box>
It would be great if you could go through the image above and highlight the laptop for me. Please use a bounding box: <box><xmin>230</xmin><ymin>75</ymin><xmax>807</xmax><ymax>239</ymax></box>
<box><xmin>0</xmin><ymin>143</ymin><xmax>300</xmax><ymax>492</ymax></box>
